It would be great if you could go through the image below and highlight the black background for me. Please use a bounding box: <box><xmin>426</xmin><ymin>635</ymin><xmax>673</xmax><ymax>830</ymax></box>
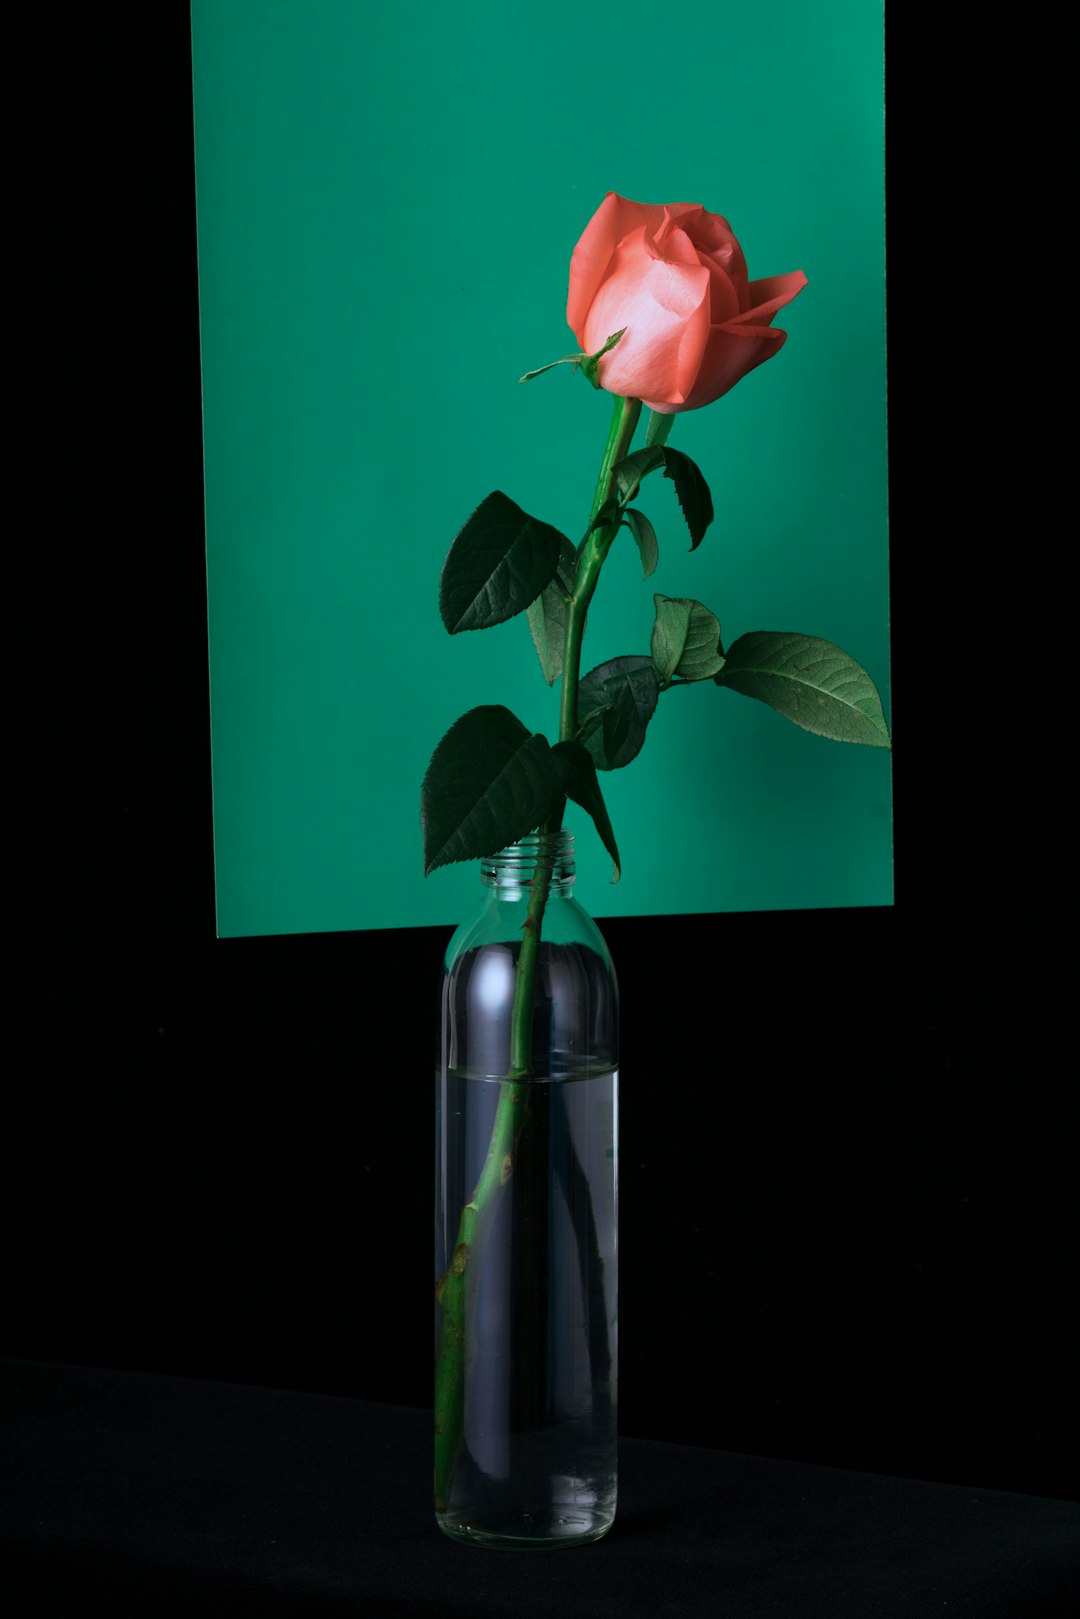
<box><xmin>13</xmin><ymin>7</ymin><xmax>1072</xmax><ymax>1506</ymax></box>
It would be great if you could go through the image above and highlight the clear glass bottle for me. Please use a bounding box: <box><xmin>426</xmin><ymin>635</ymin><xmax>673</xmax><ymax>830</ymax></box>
<box><xmin>434</xmin><ymin>830</ymin><xmax>618</xmax><ymax>1549</ymax></box>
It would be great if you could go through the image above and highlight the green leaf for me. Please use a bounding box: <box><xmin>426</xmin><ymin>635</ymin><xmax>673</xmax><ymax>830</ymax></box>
<box><xmin>645</xmin><ymin>410</ymin><xmax>675</xmax><ymax>449</ymax></box>
<box><xmin>439</xmin><ymin>491</ymin><xmax>568</xmax><ymax>634</ymax></box>
<box><xmin>578</xmin><ymin>654</ymin><xmax>662</xmax><ymax>771</ymax></box>
<box><xmin>651</xmin><ymin>595</ymin><xmax>725</xmax><ymax>684</ymax></box>
<box><xmin>421</xmin><ymin>705</ymin><xmax>567</xmax><ymax>874</ymax></box>
<box><xmin>622</xmin><ymin>509</ymin><xmax>659</xmax><ymax>578</ymax></box>
<box><xmin>578</xmin><ymin>328</ymin><xmax>626</xmax><ymax>389</ymax></box>
<box><xmin>552</xmin><ymin>741</ymin><xmax>621</xmax><ymax>882</ymax></box>
<box><xmin>525</xmin><ymin>535</ymin><xmax>577</xmax><ymax>685</ymax></box>
<box><xmin>611</xmin><ymin>447</ymin><xmax>713</xmax><ymax>549</ymax></box>
<box><xmin>715</xmin><ymin>632</ymin><xmax>892</xmax><ymax>748</ymax></box>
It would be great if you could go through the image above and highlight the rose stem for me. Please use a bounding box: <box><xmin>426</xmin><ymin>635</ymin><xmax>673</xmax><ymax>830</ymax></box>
<box><xmin>559</xmin><ymin>393</ymin><xmax>642</xmax><ymax>746</ymax></box>
<box><xmin>433</xmin><ymin>390</ymin><xmax>641</xmax><ymax>1513</ymax></box>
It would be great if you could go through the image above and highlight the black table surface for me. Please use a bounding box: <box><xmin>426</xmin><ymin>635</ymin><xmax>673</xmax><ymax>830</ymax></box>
<box><xmin>1</xmin><ymin>1359</ymin><xmax>1075</xmax><ymax>1617</ymax></box>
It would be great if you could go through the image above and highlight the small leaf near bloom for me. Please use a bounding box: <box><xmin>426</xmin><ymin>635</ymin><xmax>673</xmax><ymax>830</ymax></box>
<box><xmin>613</xmin><ymin>447</ymin><xmax>713</xmax><ymax>549</ymax></box>
<box><xmin>622</xmin><ymin>509</ymin><xmax>659</xmax><ymax>578</ymax></box>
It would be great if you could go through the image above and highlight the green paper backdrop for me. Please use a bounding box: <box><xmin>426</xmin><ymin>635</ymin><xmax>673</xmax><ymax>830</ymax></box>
<box><xmin>192</xmin><ymin>0</ymin><xmax>891</xmax><ymax>938</ymax></box>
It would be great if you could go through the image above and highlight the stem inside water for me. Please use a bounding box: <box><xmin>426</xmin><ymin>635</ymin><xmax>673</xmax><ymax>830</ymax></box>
<box><xmin>433</xmin><ymin>392</ymin><xmax>640</xmax><ymax>1513</ymax></box>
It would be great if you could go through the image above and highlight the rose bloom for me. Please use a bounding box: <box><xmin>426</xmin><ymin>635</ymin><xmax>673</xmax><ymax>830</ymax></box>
<box><xmin>567</xmin><ymin>193</ymin><xmax>807</xmax><ymax>414</ymax></box>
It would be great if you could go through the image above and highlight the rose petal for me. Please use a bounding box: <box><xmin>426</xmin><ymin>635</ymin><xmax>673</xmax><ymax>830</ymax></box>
<box><xmin>697</xmin><ymin>251</ymin><xmax>742</xmax><ymax>326</ymax></box>
<box><xmin>677</xmin><ymin>324</ymin><xmax>788</xmax><ymax>412</ymax></box>
<box><xmin>684</xmin><ymin>211</ymin><xmax>750</xmax><ymax>306</ymax></box>
<box><xmin>653</xmin><ymin>219</ymin><xmax>742</xmax><ymax>326</ymax></box>
<box><xmin>671</xmin><ymin>271</ymin><xmax>806</xmax><ymax>408</ymax></box>
<box><xmin>583</xmin><ymin>228</ymin><xmax>711</xmax><ymax>405</ymax></box>
<box><xmin>733</xmin><ymin>270</ymin><xmax>808</xmax><ymax>327</ymax></box>
<box><xmin>567</xmin><ymin>193</ymin><xmax>670</xmax><ymax>344</ymax></box>
<box><xmin>653</xmin><ymin>206</ymin><xmax>706</xmax><ymax>254</ymax></box>
<box><xmin>657</xmin><ymin>224</ymin><xmax>705</xmax><ymax>269</ymax></box>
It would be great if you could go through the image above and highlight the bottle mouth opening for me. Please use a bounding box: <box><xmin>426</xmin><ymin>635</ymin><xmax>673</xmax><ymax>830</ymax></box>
<box><xmin>481</xmin><ymin>830</ymin><xmax>576</xmax><ymax>885</ymax></box>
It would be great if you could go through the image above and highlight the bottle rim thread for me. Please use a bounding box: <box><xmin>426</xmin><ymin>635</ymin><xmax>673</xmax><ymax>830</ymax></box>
<box><xmin>480</xmin><ymin>830</ymin><xmax>576</xmax><ymax>888</ymax></box>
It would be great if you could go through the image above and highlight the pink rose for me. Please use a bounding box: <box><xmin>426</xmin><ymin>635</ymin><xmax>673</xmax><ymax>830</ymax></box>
<box><xmin>567</xmin><ymin>193</ymin><xmax>807</xmax><ymax>414</ymax></box>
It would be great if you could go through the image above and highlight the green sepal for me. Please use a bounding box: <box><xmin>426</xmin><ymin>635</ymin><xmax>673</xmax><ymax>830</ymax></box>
<box><xmin>520</xmin><ymin>328</ymin><xmax>626</xmax><ymax>388</ymax></box>
<box><xmin>526</xmin><ymin>535</ymin><xmax>578</xmax><ymax>685</ymax></box>
<box><xmin>578</xmin><ymin>328</ymin><xmax>626</xmax><ymax>389</ymax></box>
<box><xmin>622</xmin><ymin>508</ymin><xmax>659</xmax><ymax>578</ymax></box>
<box><xmin>519</xmin><ymin>354</ymin><xmax>585</xmax><ymax>383</ymax></box>
<box><xmin>651</xmin><ymin>595</ymin><xmax>725</xmax><ymax>684</ymax></box>
<box><xmin>715</xmin><ymin>632</ymin><xmax>892</xmax><ymax>748</ymax></box>
<box><xmin>421</xmin><ymin>705</ymin><xmax>567</xmax><ymax>874</ymax></box>
<box><xmin>577</xmin><ymin>654</ymin><xmax>662</xmax><ymax>771</ymax></box>
<box><xmin>439</xmin><ymin>491</ymin><xmax>568</xmax><ymax>634</ymax></box>
<box><xmin>612</xmin><ymin>446</ymin><xmax>713</xmax><ymax>549</ymax></box>
<box><xmin>552</xmin><ymin>741</ymin><xmax>621</xmax><ymax>882</ymax></box>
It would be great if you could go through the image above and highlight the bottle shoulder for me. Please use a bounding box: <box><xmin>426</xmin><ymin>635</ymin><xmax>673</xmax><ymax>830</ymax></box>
<box><xmin>443</xmin><ymin>891</ymin><xmax>612</xmax><ymax>972</ymax></box>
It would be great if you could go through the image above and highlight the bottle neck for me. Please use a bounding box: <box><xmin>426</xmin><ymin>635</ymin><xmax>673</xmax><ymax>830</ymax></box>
<box><xmin>480</xmin><ymin>831</ymin><xmax>576</xmax><ymax>897</ymax></box>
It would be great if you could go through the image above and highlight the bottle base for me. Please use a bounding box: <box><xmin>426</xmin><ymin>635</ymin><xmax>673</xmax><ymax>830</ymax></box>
<box><xmin>436</xmin><ymin>1506</ymin><xmax>615</xmax><ymax>1550</ymax></box>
